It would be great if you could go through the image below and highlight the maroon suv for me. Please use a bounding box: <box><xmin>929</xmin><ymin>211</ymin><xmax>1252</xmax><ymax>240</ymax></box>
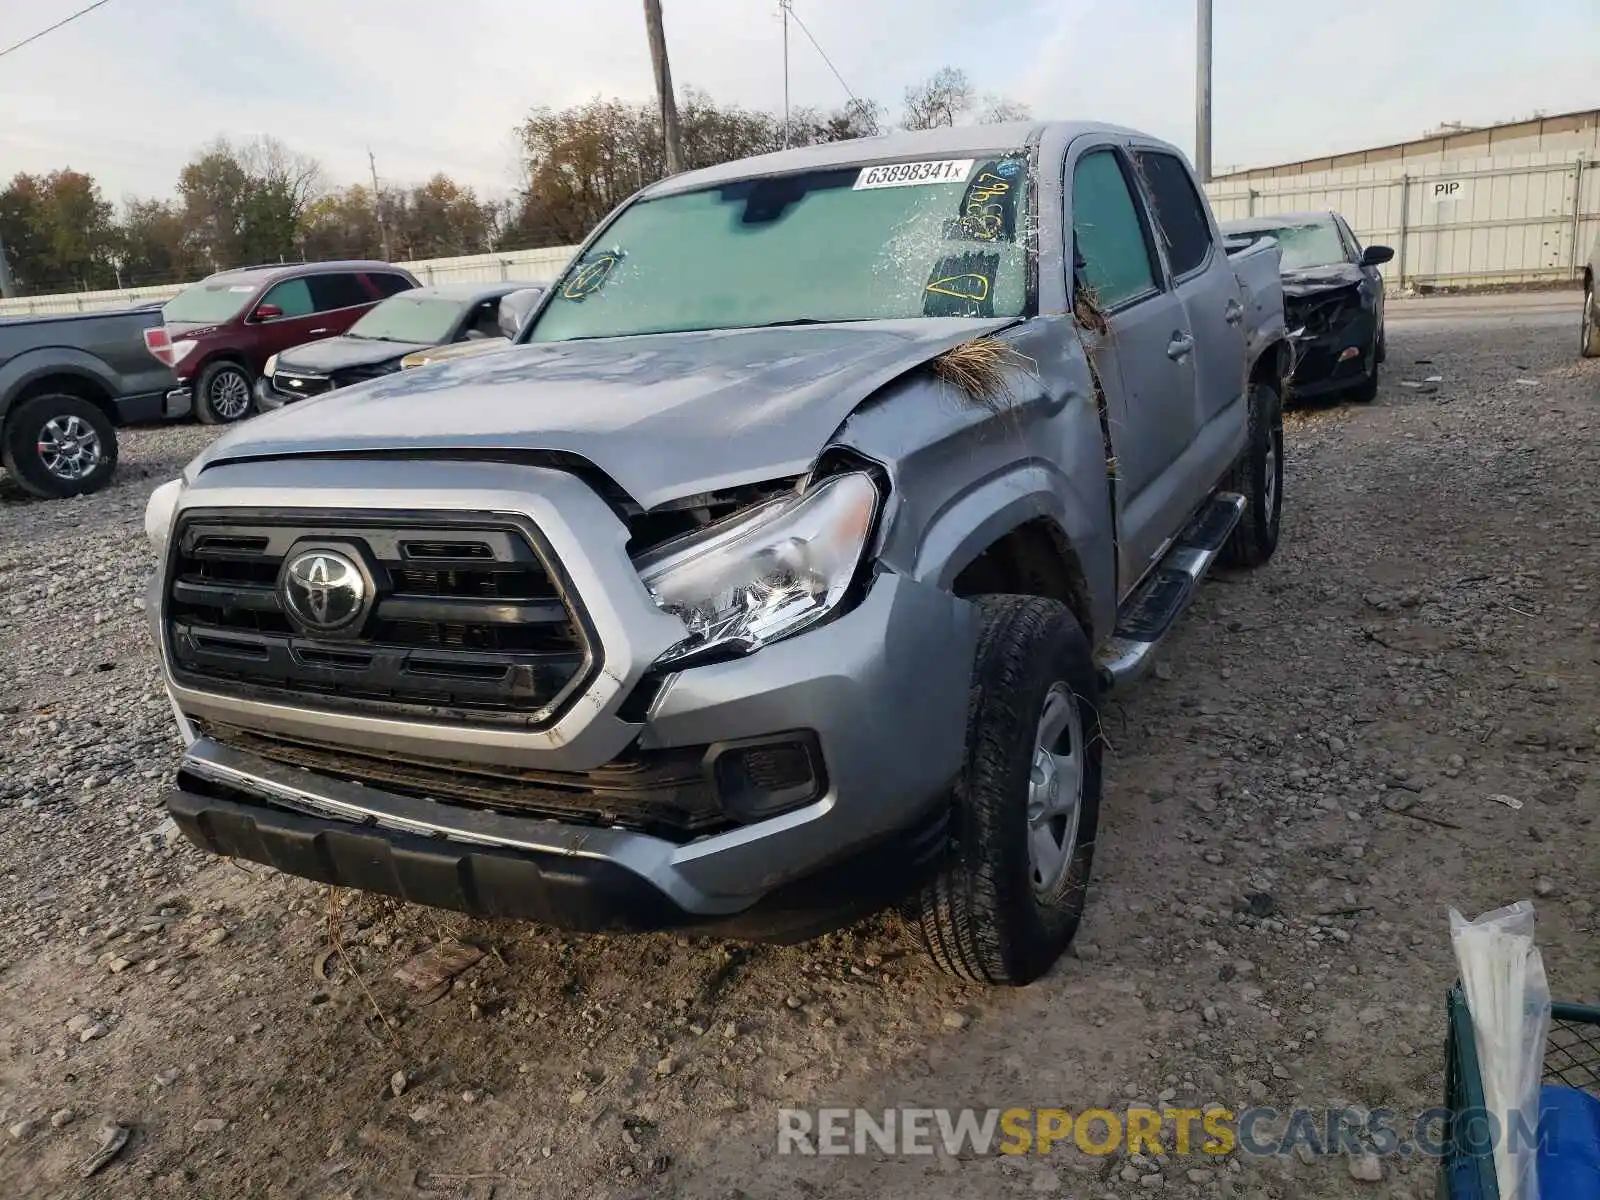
<box><xmin>144</xmin><ymin>261</ymin><xmax>420</xmax><ymax>424</ymax></box>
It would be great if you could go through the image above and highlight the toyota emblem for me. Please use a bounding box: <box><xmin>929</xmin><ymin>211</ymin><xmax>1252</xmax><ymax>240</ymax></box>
<box><xmin>281</xmin><ymin>549</ymin><xmax>367</xmax><ymax>633</ymax></box>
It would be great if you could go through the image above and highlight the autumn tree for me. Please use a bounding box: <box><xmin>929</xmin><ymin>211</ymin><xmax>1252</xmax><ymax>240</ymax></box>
<box><xmin>0</xmin><ymin>170</ymin><xmax>118</xmax><ymax>291</ymax></box>
<box><xmin>392</xmin><ymin>174</ymin><xmax>496</xmax><ymax>259</ymax></box>
<box><xmin>506</xmin><ymin>90</ymin><xmax>880</xmax><ymax>249</ymax></box>
<box><xmin>116</xmin><ymin>197</ymin><xmax>201</xmax><ymax>286</ymax></box>
<box><xmin>177</xmin><ymin>136</ymin><xmax>323</xmax><ymax>268</ymax></box>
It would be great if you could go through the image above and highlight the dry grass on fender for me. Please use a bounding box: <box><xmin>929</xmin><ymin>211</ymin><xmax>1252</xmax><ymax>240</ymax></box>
<box><xmin>932</xmin><ymin>337</ymin><xmax>1036</xmax><ymax>412</ymax></box>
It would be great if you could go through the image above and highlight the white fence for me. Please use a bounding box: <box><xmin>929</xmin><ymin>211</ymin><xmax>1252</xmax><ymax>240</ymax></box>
<box><xmin>0</xmin><ymin>245</ymin><xmax>581</xmax><ymax>318</ymax></box>
<box><xmin>6</xmin><ymin>152</ymin><xmax>1596</xmax><ymax>315</ymax></box>
<box><xmin>1204</xmin><ymin>152</ymin><xmax>1597</xmax><ymax>289</ymax></box>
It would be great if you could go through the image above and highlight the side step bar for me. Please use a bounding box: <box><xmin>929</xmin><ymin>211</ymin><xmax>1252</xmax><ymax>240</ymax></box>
<box><xmin>1097</xmin><ymin>491</ymin><xmax>1246</xmax><ymax>692</ymax></box>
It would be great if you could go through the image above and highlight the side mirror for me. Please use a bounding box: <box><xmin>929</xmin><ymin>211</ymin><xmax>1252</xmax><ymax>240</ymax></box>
<box><xmin>498</xmin><ymin>288</ymin><xmax>543</xmax><ymax>339</ymax></box>
<box><xmin>1361</xmin><ymin>245</ymin><xmax>1394</xmax><ymax>267</ymax></box>
<box><xmin>251</xmin><ymin>302</ymin><xmax>283</xmax><ymax>321</ymax></box>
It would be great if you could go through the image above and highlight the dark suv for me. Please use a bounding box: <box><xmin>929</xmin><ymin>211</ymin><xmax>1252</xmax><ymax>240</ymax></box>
<box><xmin>145</xmin><ymin>261</ymin><xmax>419</xmax><ymax>424</ymax></box>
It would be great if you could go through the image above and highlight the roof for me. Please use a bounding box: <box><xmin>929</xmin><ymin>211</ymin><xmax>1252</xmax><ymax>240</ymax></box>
<box><xmin>1214</xmin><ymin>106</ymin><xmax>1600</xmax><ymax>180</ymax></box>
<box><xmin>642</xmin><ymin>121</ymin><xmax>1146</xmax><ymax>197</ymax></box>
<box><xmin>200</xmin><ymin>260</ymin><xmax>406</xmax><ymax>286</ymax></box>
<box><xmin>1222</xmin><ymin>212</ymin><xmax>1336</xmax><ymax>230</ymax></box>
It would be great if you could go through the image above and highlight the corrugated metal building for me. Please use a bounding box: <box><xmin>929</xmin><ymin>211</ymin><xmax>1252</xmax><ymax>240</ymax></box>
<box><xmin>1204</xmin><ymin>108</ymin><xmax>1599</xmax><ymax>289</ymax></box>
<box><xmin>1215</xmin><ymin>108</ymin><xmax>1600</xmax><ymax>182</ymax></box>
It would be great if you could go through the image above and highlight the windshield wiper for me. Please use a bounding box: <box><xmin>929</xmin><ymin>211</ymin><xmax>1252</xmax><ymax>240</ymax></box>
<box><xmin>748</xmin><ymin>318</ymin><xmax>846</xmax><ymax>329</ymax></box>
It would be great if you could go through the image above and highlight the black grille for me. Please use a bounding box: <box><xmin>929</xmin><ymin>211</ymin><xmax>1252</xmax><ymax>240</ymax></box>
<box><xmin>165</xmin><ymin>513</ymin><xmax>595</xmax><ymax>726</ymax></box>
<box><xmin>1286</xmin><ymin>287</ymin><xmax>1360</xmax><ymax>338</ymax></box>
<box><xmin>198</xmin><ymin>722</ymin><xmax>729</xmax><ymax>842</ymax></box>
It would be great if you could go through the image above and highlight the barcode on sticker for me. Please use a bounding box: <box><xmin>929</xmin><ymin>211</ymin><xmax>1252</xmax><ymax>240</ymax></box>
<box><xmin>854</xmin><ymin>159</ymin><xmax>974</xmax><ymax>190</ymax></box>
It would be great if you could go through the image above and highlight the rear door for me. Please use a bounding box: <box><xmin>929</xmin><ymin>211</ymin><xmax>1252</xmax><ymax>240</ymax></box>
<box><xmin>307</xmin><ymin>271</ymin><xmax>381</xmax><ymax>335</ymax></box>
<box><xmin>1066</xmin><ymin>140</ymin><xmax>1197</xmax><ymax>591</ymax></box>
<box><xmin>1130</xmin><ymin>146</ymin><xmax>1246</xmax><ymax>438</ymax></box>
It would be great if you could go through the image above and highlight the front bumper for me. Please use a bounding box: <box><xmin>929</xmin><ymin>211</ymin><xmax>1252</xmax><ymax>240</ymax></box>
<box><xmin>1286</xmin><ymin>309</ymin><xmax>1377</xmax><ymax>398</ymax></box>
<box><xmin>151</xmin><ymin>458</ymin><xmax>979</xmax><ymax>928</ymax></box>
<box><xmin>253</xmin><ymin>377</ymin><xmax>297</xmax><ymax>412</ymax></box>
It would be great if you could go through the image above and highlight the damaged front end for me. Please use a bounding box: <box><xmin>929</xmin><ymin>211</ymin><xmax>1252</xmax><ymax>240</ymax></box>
<box><xmin>1283</xmin><ymin>281</ymin><xmax>1377</xmax><ymax>397</ymax></box>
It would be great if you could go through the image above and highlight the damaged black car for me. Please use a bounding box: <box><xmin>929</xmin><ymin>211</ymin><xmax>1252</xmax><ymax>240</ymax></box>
<box><xmin>1223</xmin><ymin>211</ymin><xmax>1392</xmax><ymax>403</ymax></box>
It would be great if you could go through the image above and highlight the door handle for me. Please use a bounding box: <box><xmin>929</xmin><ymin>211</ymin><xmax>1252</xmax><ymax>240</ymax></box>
<box><xmin>1224</xmin><ymin>299</ymin><xmax>1244</xmax><ymax>326</ymax></box>
<box><xmin>1166</xmin><ymin>332</ymin><xmax>1195</xmax><ymax>360</ymax></box>
<box><xmin>309</xmin><ymin>327</ymin><xmax>329</xmax><ymax>335</ymax></box>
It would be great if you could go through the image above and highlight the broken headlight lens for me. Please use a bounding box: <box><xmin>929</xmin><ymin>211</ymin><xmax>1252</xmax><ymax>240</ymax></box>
<box><xmin>637</xmin><ymin>471</ymin><xmax>880</xmax><ymax>665</ymax></box>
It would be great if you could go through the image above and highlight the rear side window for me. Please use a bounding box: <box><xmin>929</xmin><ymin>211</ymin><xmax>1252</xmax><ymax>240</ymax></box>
<box><xmin>1133</xmin><ymin>151</ymin><xmax>1214</xmax><ymax>278</ymax></box>
<box><xmin>260</xmin><ymin>278</ymin><xmax>314</xmax><ymax>318</ymax></box>
<box><xmin>308</xmin><ymin>273</ymin><xmax>373</xmax><ymax>311</ymax></box>
<box><xmin>1071</xmin><ymin>149</ymin><xmax>1159</xmax><ymax>309</ymax></box>
<box><xmin>369</xmin><ymin>272</ymin><xmax>416</xmax><ymax>298</ymax></box>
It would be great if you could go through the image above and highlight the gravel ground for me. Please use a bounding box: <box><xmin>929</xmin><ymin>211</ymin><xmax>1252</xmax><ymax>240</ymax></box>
<box><xmin>1</xmin><ymin>313</ymin><xmax>1596</xmax><ymax>1199</ymax></box>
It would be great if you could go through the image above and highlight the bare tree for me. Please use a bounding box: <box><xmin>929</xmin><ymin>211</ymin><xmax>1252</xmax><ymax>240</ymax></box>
<box><xmin>902</xmin><ymin>67</ymin><xmax>974</xmax><ymax>130</ymax></box>
<box><xmin>979</xmin><ymin>95</ymin><xmax>1032</xmax><ymax>124</ymax></box>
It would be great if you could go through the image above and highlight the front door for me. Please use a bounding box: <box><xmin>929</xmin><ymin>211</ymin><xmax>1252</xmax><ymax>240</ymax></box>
<box><xmin>1067</xmin><ymin>142</ymin><xmax>1197</xmax><ymax>594</ymax></box>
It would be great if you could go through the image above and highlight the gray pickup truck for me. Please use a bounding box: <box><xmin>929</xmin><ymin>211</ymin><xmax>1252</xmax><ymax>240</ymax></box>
<box><xmin>1</xmin><ymin>306</ymin><xmax>185</xmax><ymax>498</ymax></box>
<box><xmin>144</xmin><ymin>122</ymin><xmax>1288</xmax><ymax>986</ymax></box>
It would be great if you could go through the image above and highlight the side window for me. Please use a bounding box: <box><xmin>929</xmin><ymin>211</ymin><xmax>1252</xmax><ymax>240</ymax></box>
<box><xmin>308</xmin><ymin>272</ymin><xmax>373</xmax><ymax>311</ymax></box>
<box><xmin>259</xmin><ymin>278</ymin><xmax>314</xmax><ymax>318</ymax></box>
<box><xmin>369</xmin><ymin>272</ymin><xmax>415</xmax><ymax>298</ymax></box>
<box><xmin>1071</xmin><ymin>149</ymin><xmax>1160</xmax><ymax>309</ymax></box>
<box><xmin>1132</xmin><ymin>150</ymin><xmax>1215</xmax><ymax>278</ymax></box>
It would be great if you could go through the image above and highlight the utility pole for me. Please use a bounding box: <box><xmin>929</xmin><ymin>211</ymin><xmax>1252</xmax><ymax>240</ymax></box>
<box><xmin>643</xmin><ymin>0</ymin><xmax>685</xmax><ymax>175</ymax></box>
<box><xmin>0</xmin><ymin>232</ymin><xmax>16</xmax><ymax>299</ymax></box>
<box><xmin>1195</xmin><ymin>0</ymin><xmax>1213</xmax><ymax>182</ymax></box>
<box><xmin>780</xmin><ymin>0</ymin><xmax>791</xmax><ymax>148</ymax></box>
<box><xmin>368</xmin><ymin>148</ymin><xmax>393</xmax><ymax>262</ymax></box>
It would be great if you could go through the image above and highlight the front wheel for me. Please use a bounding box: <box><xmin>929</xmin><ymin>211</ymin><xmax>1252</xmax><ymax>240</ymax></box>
<box><xmin>194</xmin><ymin>361</ymin><xmax>255</xmax><ymax>425</ymax></box>
<box><xmin>2</xmin><ymin>394</ymin><xmax>119</xmax><ymax>499</ymax></box>
<box><xmin>1582</xmin><ymin>282</ymin><xmax>1599</xmax><ymax>359</ymax></box>
<box><xmin>915</xmin><ymin>596</ymin><xmax>1103</xmax><ymax>986</ymax></box>
<box><xmin>1220</xmin><ymin>380</ymin><xmax>1284</xmax><ymax>568</ymax></box>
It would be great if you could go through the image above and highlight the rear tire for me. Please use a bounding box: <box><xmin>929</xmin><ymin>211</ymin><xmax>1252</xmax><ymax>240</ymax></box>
<box><xmin>194</xmin><ymin>360</ymin><xmax>255</xmax><ymax>425</ymax></box>
<box><xmin>915</xmin><ymin>596</ymin><xmax>1103</xmax><ymax>986</ymax></box>
<box><xmin>1220</xmin><ymin>380</ymin><xmax>1284</xmax><ymax>568</ymax></box>
<box><xmin>1582</xmin><ymin>282</ymin><xmax>1599</xmax><ymax>359</ymax></box>
<box><xmin>2</xmin><ymin>394</ymin><xmax>118</xmax><ymax>500</ymax></box>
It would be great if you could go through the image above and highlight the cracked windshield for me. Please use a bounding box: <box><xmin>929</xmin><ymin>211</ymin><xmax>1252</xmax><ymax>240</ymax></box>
<box><xmin>531</xmin><ymin>154</ymin><xmax>1031</xmax><ymax>341</ymax></box>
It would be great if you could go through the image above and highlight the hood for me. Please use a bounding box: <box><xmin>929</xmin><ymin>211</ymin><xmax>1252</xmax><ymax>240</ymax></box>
<box><xmin>1282</xmin><ymin>263</ymin><xmax>1365</xmax><ymax>298</ymax></box>
<box><xmin>277</xmin><ymin>335</ymin><xmax>428</xmax><ymax>375</ymax></box>
<box><xmin>192</xmin><ymin>317</ymin><xmax>1014</xmax><ymax>510</ymax></box>
<box><xmin>401</xmin><ymin>337</ymin><xmax>512</xmax><ymax>369</ymax></box>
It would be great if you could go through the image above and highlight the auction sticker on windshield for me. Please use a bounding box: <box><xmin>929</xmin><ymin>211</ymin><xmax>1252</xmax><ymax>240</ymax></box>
<box><xmin>854</xmin><ymin>159</ymin><xmax>975</xmax><ymax>190</ymax></box>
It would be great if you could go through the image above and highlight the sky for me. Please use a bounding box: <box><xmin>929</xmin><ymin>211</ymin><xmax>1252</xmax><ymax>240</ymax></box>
<box><xmin>0</xmin><ymin>0</ymin><xmax>1595</xmax><ymax>208</ymax></box>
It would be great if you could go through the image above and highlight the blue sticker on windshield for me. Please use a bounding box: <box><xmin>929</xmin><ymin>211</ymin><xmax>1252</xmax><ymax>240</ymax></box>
<box><xmin>996</xmin><ymin>159</ymin><xmax>1022</xmax><ymax>178</ymax></box>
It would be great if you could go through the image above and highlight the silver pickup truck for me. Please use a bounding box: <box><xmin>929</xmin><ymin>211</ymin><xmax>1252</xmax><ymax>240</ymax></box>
<box><xmin>144</xmin><ymin>122</ymin><xmax>1287</xmax><ymax>986</ymax></box>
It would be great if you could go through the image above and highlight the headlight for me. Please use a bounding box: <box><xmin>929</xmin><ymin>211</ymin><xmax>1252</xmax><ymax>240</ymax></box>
<box><xmin>262</xmin><ymin>353</ymin><xmax>278</xmax><ymax>378</ymax></box>
<box><xmin>636</xmin><ymin>471</ymin><xmax>879</xmax><ymax>665</ymax></box>
<box><xmin>144</xmin><ymin>478</ymin><xmax>185</xmax><ymax>550</ymax></box>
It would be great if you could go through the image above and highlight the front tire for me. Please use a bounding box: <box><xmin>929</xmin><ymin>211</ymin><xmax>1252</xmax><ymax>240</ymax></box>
<box><xmin>1221</xmin><ymin>380</ymin><xmax>1284</xmax><ymax>568</ymax></box>
<box><xmin>194</xmin><ymin>361</ymin><xmax>255</xmax><ymax>425</ymax></box>
<box><xmin>2</xmin><ymin>394</ymin><xmax>119</xmax><ymax>499</ymax></box>
<box><xmin>1582</xmin><ymin>282</ymin><xmax>1599</xmax><ymax>359</ymax></box>
<box><xmin>916</xmin><ymin>596</ymin><xmax>1103</xmax><ymax>986</ymax></box>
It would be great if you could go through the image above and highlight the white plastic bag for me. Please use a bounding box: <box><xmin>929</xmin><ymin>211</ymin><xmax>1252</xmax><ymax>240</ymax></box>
<box><xmin>1450</xmin><ymin>901</ymin><xmax>1552</xmax><ymax>1200</ymax></box>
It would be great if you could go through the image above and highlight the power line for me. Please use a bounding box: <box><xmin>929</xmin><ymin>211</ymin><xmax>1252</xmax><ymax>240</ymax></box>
<box><xmin>783</xmin><ymin>3</ymin><xmax>869</xmax><ymax>121</ymax></box>
<box><xmin>0</xmin><ymin>0</ymin><xmax>116</xmax><ymax>61</ymax></box>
